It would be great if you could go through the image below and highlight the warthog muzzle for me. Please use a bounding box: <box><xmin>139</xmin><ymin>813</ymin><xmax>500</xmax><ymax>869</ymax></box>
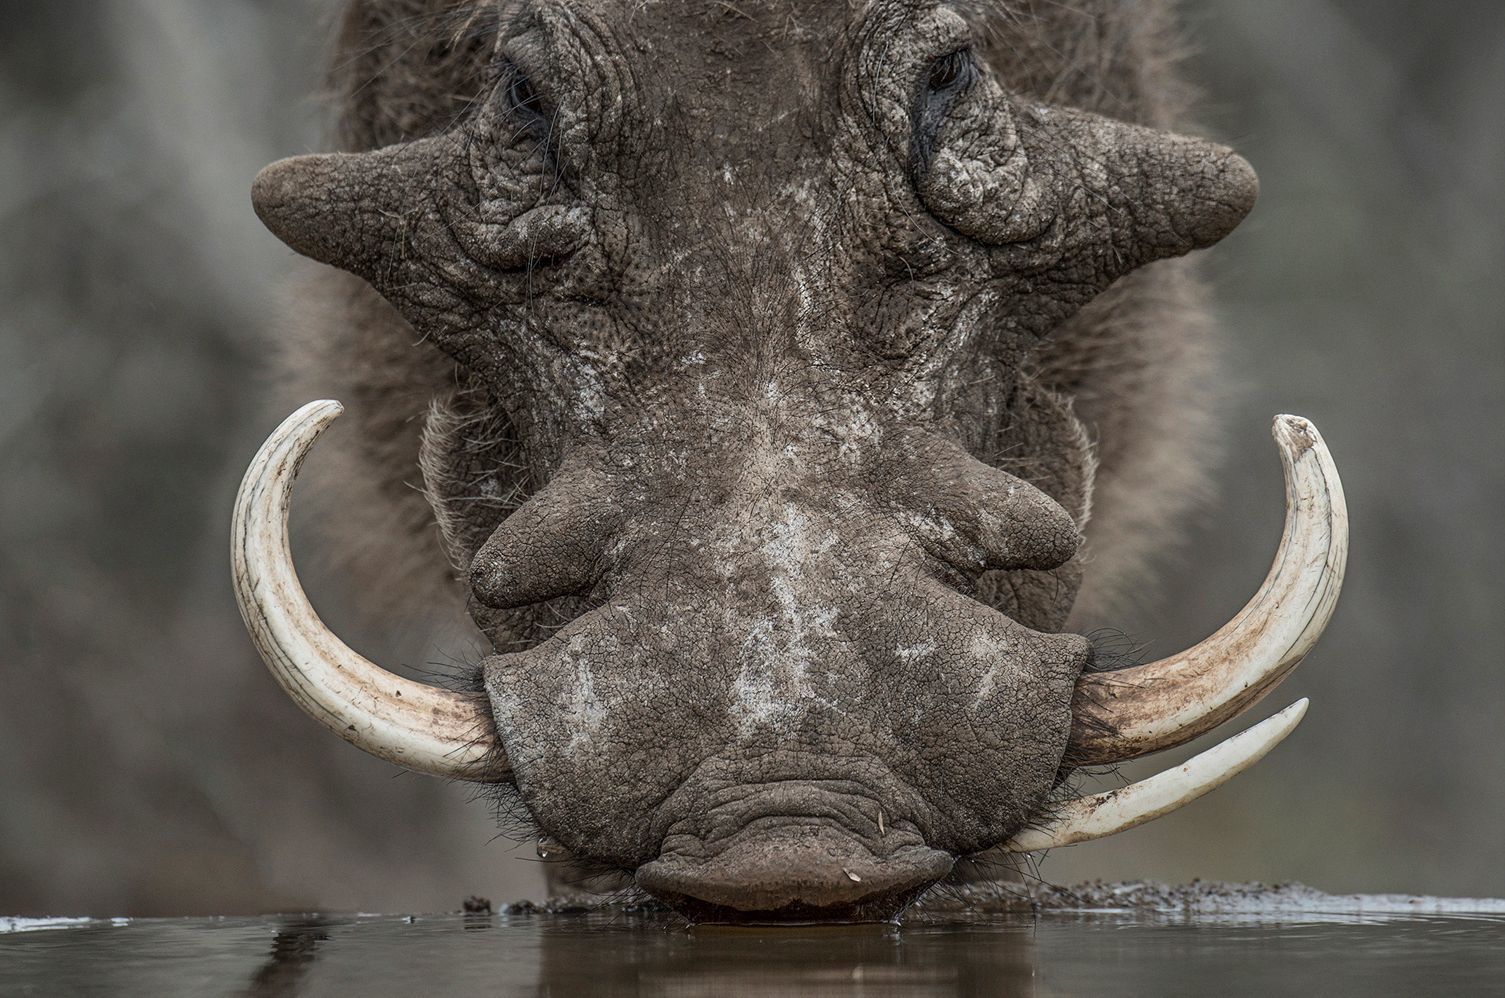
<box><xmin>233</xmin><ymin>401</ymin><xmax>1341</xmax><ymax>919</ymax></box>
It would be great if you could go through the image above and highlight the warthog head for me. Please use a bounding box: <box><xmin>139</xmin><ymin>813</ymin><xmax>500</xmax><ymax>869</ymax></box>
<box><xmin>236</xmin><ymin>1</ymin><xmax>1347</xmax><ymax>921</ymax></box>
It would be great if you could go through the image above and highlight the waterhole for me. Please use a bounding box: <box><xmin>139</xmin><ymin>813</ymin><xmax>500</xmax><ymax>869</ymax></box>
<box><xmin>5</xmin><ymin>884</ymin><xmax>1502</xmax><ymax>996</ymax></box>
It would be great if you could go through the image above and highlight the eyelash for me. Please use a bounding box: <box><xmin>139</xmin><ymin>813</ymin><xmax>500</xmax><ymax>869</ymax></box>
<box><xmin>504</xmin><ymin>63</ymin><xmax>550</xmax><ymax>133</ymax></box>
<box><xmin>912</xmin><ymin>49</ymin><xmax>977</xmax><ymax>174</ymax></box>
<box><xmin>927</xmin><ymin>49</ymin><xmax>972</xmax><ymax>93</ymax></box>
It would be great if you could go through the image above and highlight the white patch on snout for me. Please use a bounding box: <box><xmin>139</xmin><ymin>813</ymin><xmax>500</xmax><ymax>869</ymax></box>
<box><xmin>901</xmin><ymin>508</ymin><xmax>958</xmax><ymax>542</ymax></box>
<box><xmin>566</xmin><ymin>353</ymin><xmax>608</xmax><ymax>424</ymax></box>
<box><xmin>559</xmin><ymin>633</ymin><xmax>608</xmax><ymax>754</ymax></box>
<box><xmin>969</xmin><ymin>632</ymin><xmax>1014</xmax><ymax>705</ymax></box>
<box><xmin>732</xmin><ymin>618</ymin><xmax>797</xmax><ymax>729</ymax></box>
<box><xmin>729</xmin><ymin>504</ymin><xmax>841</xmax><ymax>732</ymax></box>
<box><xmin>902</xmin><ymin>507</ymin><xmax>988</xmax><ymax>567</ymax></box>
<box><xmin>895</xmin><ymin>639</ymin><xmax>937</xmax><ymax>663</ymax></box>
<box><xmin>787</xmin><ymin>256</ymin><xmax>825</xmax><ymax>353</ymax></box>
<box><xmin>811</xmin><ymin>399</ymin><xmax>882</xmax><ymax>463</ymax></box>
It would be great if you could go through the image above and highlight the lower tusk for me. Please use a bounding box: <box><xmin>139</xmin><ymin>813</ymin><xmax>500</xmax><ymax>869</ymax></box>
<box><xmin>232</xmin><ymin>400</ymin><xmax>509</xmax><ymax>782</ymax></box>
<box><xmin>1004</xmin><ymin>699</ymin><xmax>1308</xmax><ymax>852</ymax></box>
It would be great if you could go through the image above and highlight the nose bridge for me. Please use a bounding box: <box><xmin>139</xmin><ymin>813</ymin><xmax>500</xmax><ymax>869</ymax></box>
<box><xmin>654</xmin><ymin>379</ymin><xmax>1079</xmax><ymax>588</ymax></box>
<box><xmin>709</xmin><ymin>492</ymin><xmax>859</xmax><ymax>729</ymax></box>
<box><xmin>626</xmin><ymin>364</ymin><xmax>871</xmax><ymax>533</ymax></box>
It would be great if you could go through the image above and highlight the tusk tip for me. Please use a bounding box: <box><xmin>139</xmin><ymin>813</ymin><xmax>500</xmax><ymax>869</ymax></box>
<box><xmin>1264</xmin><ymin>697</ymin><xmax>1310</xmax><ymax>741</ymax></box>
<box><xmin>298</xmin><ymin>398</ymin><xmax>345</xmax><ymax>424</ymax></box>
<box><xmin>1271</xmin><ymin>414</ymin><xmax>1321</xmax><ymax>455</ymax></box>
<box><xmin>1275</xmin><ymin>696</ymin><xmax>1310</xmax><ymax>732</ymax></box>
<box><xmin>273</xmin><ymin>399</ymin><xmax>345</xmax><ymax>446</ymax></box>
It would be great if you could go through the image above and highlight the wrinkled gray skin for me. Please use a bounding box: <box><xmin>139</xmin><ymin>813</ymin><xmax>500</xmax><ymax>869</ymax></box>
<box><xmin>257</xmin><ymin>0</ymin><xmax>1255</xmax><ymax>921</ymax></box>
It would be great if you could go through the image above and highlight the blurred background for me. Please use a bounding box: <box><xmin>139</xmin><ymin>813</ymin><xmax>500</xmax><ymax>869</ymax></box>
<box><xmin>1</xmin><ymin>0</ymin><xmax>1500</xmax><ymax>916</ymax></box>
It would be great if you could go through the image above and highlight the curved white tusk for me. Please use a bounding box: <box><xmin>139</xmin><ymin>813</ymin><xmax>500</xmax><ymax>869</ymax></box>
<box><xmin>1068</xmin><ymin>416</ymin><xmax>1346</xmax><ymax>766</ymax></box>
<box><xmin>1006</xmin><ymin>698</ymin><xmax>1308</xmax><ymax>852</ymax></box>
<box><xmin>232</xmin><ymin>400</ymin><xmax>509</xmax><ymax>782</ymax></box>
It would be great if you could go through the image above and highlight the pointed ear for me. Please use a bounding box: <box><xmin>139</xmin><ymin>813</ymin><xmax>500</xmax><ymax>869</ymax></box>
<box><xmin>250</xmin><ymin>137</ymin><xmax>447</xmax><ymax>283</ymax></box>
<box><xmin>919</xmin><ymin>102</ymin><xmax>1258</xmax><ymax>282</ymax></box>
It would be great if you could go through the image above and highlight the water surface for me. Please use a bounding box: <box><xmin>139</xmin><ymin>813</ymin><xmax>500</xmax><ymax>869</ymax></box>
<box><xmin>5</xmin><ymin>889</ymin><xmax>1503</xmax><ymax>996</ymax></box>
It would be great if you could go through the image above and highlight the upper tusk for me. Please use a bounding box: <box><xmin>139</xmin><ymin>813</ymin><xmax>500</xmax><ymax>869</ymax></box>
<box><xmin>1067</xmin><ymin>416</ymin><xmax>1346</xmax><ymax>766</ymax></box>
<box><xmin>1005</xmin><ymin>698</ymin><xmax>1308</xmax><ymax>852</ymax></box>
<box><xmin>231</xmin><ymin>400</ymin><xmax>509</xmax><ymax>782</ymax></box>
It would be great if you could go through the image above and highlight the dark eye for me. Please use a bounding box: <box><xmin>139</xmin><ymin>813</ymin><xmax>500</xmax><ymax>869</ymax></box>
<box><xmin>505</xmin><ymin>64</ymin><xmax>549</xmax><ymax>130</ymax></box>
<box><xmin>912</xmin><ymin>49</ymin><xmax>977</xmax><ymax>174</ymax></box>
<box><xmin>927</xmin><ymin>50</ymin><xmax>971</xmax><ymax>93</ymax></box>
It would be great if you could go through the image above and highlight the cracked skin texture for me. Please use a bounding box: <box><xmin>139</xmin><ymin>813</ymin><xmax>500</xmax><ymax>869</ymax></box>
<box><xmin>254</xmin><ymin>0</ymin><xmax>1256</xmax><ymax>919</ymax></box>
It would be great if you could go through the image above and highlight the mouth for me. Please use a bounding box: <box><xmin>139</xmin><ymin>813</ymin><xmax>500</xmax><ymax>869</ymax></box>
<box><xmin>632</xmin><ymin>774</ymin><xmax>954</xmax><ymax>922</ymax></box>
<box><xmin>637</xmin><ymin>822</ymin><xmax>955</xmax><ymax>924</ymax></box>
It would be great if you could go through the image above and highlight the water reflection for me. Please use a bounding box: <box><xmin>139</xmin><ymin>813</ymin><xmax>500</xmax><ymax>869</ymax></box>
<box><xmin>532</xmin><ymin>921</ymin><xmax>1034</xmax><ymax>997</ymax></box>
<box><xmin>234</xmin><ymin>913</ymin><xmax>1035</xmax><ymax>997</ymax></box>
<box><xmin>7</xmin><ymin>906</ymin><xmax>1505</xmax><ymax>996</ymax></box>
<box><xmin>242</xmin><ymin>918</ymin><xmax>334</xmax><ymax>998</ymax></box>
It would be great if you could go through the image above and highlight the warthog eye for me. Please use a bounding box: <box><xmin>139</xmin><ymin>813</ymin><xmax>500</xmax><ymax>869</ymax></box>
<box><xmin>504</xmin><ymin>63</ymin><xmax>550</xmax><ymax>134</ymax></box>
<box><xmin>926</xmin><ymin>49</ymin><xmax>971</xmax><ymax>93</ymax></box>
<box><xmin>913</xmin><ymin>48</ymin><xmax>977</xmax><ymax>173</ymax></box>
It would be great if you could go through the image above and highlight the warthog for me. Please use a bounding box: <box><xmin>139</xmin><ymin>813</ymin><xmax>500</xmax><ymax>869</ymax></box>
<box><xmin>235</xmin><ymin>0</ymin><xmax>1347</xmax><ymax>921</ymax></box>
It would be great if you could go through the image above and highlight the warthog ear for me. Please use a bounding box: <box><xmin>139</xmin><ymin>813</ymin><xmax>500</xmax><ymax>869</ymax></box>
<box><xmin>252</xmin><ymin>138</ymin><xmax>449</xmax><ymax>285</ymax></box>
<box><xmin>916</xmin><ymin>99</ymin><xmax>1258</xmax><ymax>287</ymax></box>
